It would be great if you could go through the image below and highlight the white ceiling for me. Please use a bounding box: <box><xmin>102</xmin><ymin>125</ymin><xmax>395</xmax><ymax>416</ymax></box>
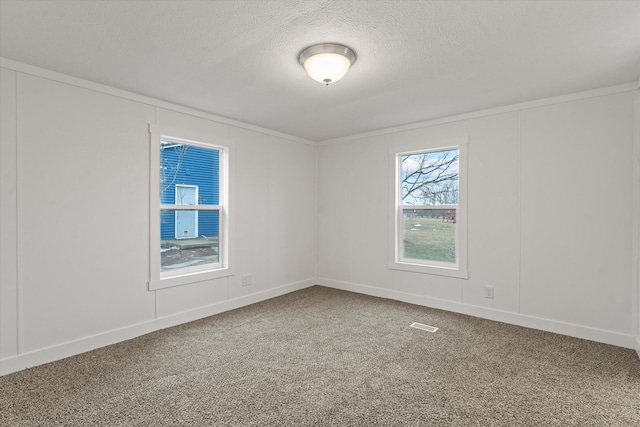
<box><xmin>1</xmin><ymin>1</ymin><xmax>640</xmax><ymax>142</ymax></box>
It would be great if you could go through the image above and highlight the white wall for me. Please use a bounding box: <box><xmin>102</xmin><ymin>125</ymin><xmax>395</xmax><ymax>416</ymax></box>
<box><xmin>1</xmin><ymin>67</ymin><xmax>18</xmax><ymax>361</ymax></box>
<box><xmin>0</xmin><ymin>61</ymin><xmax>317</xmax><ymax>374</ymax></box>
<box><xmin>317</xmin><ymin>90</ymin><xmax>638</xmax><ymax>349</ymax></box>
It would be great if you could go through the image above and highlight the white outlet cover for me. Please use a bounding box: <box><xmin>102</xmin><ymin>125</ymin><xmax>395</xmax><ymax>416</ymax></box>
<box><xmin>484</xmin><ymin>286</ymin><xmax>494</xmax><ymax>299</ymax></box>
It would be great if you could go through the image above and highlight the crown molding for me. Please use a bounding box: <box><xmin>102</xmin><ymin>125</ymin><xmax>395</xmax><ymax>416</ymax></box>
<box><xmin>0</xmin><ymin>57</ymin><xmax>315</xmax><ymax>146</ymax></box>
<box><xmin>318</xmin><ymin>82</ymin><xmax>639</xmax><ymax>146</ymax></box>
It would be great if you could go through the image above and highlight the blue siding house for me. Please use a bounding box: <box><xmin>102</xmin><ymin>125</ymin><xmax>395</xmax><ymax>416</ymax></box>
<box><xmin>160</xmin><ymin>143</ymin><xmax>219</xmax><ymax>240</ymax></box>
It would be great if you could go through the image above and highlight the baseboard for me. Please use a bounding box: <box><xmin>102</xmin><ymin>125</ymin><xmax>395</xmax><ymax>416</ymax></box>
<box><xmin>0</xmin><ymin>278</ymin><xmax>315</xmax><ymax>376</ymax></box>
<box><xmin>636</xmin><ymin>336</ymin><xmax>640</xmax><ymax>359</ymax></box>
<box><xmin>317</xmin><ymin>278</ymin><xmax>637</xmax><ymax>350</ymax></box>
<box><xmin>153</xmin><ymin>278</ymin><xmax>315</xmax><ymax>330</ymax></box>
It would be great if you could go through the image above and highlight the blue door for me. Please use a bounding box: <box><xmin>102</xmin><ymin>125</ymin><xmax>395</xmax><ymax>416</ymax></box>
<box><xmin>175</xmin><ymin>184</ymin><xmax>198</xmax><ymax>239</ymax></box>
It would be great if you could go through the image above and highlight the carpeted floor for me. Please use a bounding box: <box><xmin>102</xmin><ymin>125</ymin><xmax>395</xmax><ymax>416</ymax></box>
<box><xmin>1</xmin><ymin>286</ymin><xmax>639</xmax><ymax>426</ymax></box>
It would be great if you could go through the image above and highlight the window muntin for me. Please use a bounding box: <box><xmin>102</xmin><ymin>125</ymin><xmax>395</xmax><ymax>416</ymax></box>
<box><xmin>149</xmin><ymin>125</ymin><xmax>233</xmax><ymax>290</ymax></box>
<box><xmin>389</xmin><ymin>138</ymin><xmax>468</xmax><ymax>278</ymax></box>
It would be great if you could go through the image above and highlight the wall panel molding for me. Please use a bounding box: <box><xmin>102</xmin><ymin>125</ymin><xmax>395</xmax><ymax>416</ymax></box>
<box><xmin>0</xmin><ymin>58</ymin><xmax>314</xmax><ymax>146</ymax></box>
<box><xmin>317</xmin><ymin>278</ymin><xmax>637</xmax><ymax>350</ymax></box>
<box><xmin>0</xmin><ymin>278</ymin><xmax>315</xmax><ymax>376</ymax></box>
<box><xmin>319</xmin><ymin>83</ymin><xmax>638</xmax><ymax>146</ymax></box>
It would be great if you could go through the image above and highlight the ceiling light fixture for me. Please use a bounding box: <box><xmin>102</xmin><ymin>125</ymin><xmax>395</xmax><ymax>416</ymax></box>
<box><xmin>298</xmin><ymin>43</ymin><xmax>356</xmax><ymax>85</ymax></box>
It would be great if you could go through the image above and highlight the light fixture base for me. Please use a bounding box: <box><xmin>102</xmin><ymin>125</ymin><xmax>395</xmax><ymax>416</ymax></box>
<box><xmin>298</xmin><ymin>43</ymin><xmax>356</xmax><ymax>85</ymax></box>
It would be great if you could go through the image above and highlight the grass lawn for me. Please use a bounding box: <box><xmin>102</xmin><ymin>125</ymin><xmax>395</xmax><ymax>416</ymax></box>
<box><xmin>403</xmin><ymin>214</ymin><xmax>456</xmax><ymax>263</ymax></box>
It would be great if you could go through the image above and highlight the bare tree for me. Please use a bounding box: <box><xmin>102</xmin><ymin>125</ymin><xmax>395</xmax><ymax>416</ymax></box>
<box><xmin>401</xmin><ymin>150</ymin><xmax>459</xmax><ymax>205</ymax></box>
<box><xmin>418</xmin><ymin>180</ymin><xmax>458</xmax><ymax>205</ymax></box>
<box><xmin>160</xmin><ymin>143</ymin><xmax>189</xmax><ymax>195</ymax></box>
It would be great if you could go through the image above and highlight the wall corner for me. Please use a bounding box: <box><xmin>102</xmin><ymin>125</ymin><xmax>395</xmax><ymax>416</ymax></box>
<box><xmin>633</xmin><ymin>89</ymin><xmax>640</xmax><ymax>351</ymax></box>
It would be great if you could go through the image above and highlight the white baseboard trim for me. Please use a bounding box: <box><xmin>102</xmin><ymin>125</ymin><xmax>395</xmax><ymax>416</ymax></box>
<box><xmin>636</xmin><ymin>336</ymin><xmax>640</xmax><ymax>359</ymax></box>
<box><xmin>317</xmin><ymin>278</ymin><xmax>637</xmax><ymax>350</ymax></box>
<box><xmin>0</xmin><ymin>279</ymin><xmax>315</xmax><ymax>376</ymax></box>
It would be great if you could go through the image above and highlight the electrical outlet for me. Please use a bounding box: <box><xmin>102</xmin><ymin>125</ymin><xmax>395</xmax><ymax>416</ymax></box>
<box><xmin>241</xmin><ymin>274</ymin><xmax>252</xmax><ymax>286</ymax></box>
<box><xmin>484</xmin><ymin>286</ymin><xmax>494</xmax><ymax>299</ymax></box>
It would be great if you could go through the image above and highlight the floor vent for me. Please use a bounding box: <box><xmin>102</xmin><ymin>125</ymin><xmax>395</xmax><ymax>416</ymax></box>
<box><xmin>410</xmin><ymin>322</ymin><xmax>438</xmax><ymax>333</ymax></box>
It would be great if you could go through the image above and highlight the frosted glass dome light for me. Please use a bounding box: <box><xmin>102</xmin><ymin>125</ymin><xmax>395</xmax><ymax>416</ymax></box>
<box><xmin>299</xmin><ymin>44</ymin><xmax>356</xmax><ymax>85</ymax></box>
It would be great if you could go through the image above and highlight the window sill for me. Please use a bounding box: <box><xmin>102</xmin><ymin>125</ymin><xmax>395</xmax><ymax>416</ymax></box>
<box><xmin>149</xmin><ymin>267</ymin><xmax>235</xmax><ymax>290</ymax></box>
<box><xmin>388</xmin><ymin>261</ymin><xmax>468</xmax><ymax>279</ymax></box>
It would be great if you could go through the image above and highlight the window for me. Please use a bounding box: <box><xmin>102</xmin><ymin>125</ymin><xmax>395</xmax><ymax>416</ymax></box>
<box><xmin>389</xmin><ymin>137</ymin><xmax>468</xmax><ymax>278</ymax></box>
<box><xmin>149</xmin><ymin>125</ymin><xmax>234</xmax><ymax>290</ymax></box>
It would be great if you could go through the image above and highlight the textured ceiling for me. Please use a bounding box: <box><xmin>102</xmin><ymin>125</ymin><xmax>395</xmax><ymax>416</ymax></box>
<box><xmin>1</xmin><ymin>0</ymin><xmax>640</xmax><ymax>142</ymax></box>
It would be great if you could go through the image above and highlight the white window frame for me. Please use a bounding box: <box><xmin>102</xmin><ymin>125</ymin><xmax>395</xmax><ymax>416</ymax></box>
<box><xmin>388</xmin><ymin>137</ymin><xmax>468</xmax><ymax>279</ymax></box>
<box><xmin>148</xmin><ymin>124</ymin><xmax>235</xmax><ymax>290</ymax></box>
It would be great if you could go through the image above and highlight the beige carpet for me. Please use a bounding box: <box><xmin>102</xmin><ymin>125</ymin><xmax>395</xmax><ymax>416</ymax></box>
<box><xmin>1</xmin><ymin>286</ymin><xmax>639</xmax><ymax>426</ymax></box>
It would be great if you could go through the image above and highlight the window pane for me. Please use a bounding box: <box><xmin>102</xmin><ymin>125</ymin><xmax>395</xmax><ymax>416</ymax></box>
<box><xmin>402</xmin><ymin>208</ymin><xmax>456</xmax><ymax>263</ymax></box>
<box><xmin>160</xmin><ymin>141</ymin><xmax>219</xmax><ymax>206</ymax></box>
<box><xmin>160</xmin><ymin>209</ymin><xmax>219</xmax><ymax>272</ymax></box>
<box><xmin>401</xmin><ymin>149</ymin><xmax>459</xmax><ymax>206</ymax></box>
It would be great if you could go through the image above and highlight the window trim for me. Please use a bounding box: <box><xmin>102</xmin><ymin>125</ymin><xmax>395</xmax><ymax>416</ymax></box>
<box><xmin>148</xmin><ymin>124</ymin><xmax>235</xmax><ymax>290</ymax></box>
<box><xmin>388</xmin><ymin>137</ymin><xmax>469</xmax><ymax>279</ymax></box>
